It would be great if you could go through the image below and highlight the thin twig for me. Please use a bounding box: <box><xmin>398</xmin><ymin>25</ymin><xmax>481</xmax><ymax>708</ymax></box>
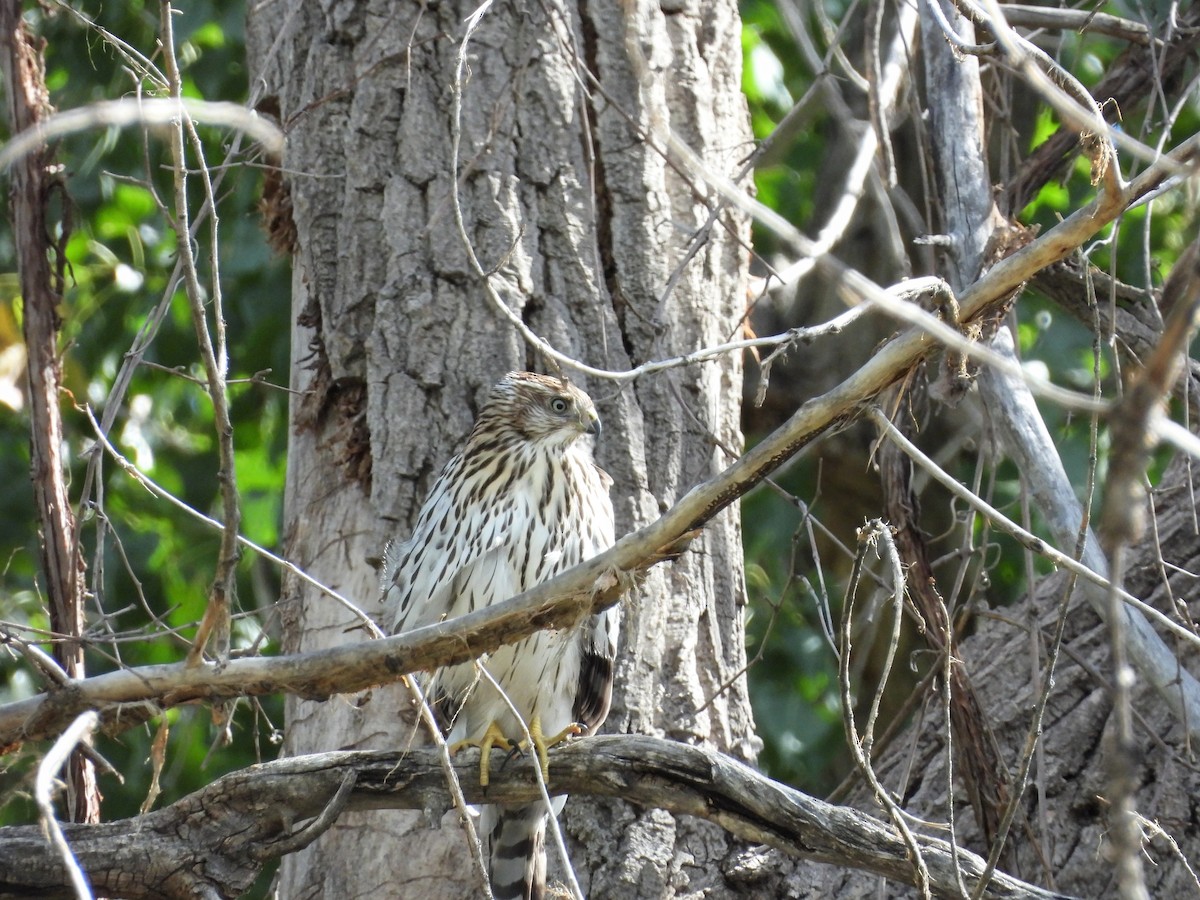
<box><xmin>969</xmin><ymin>570</ymin><xmax>1083</xmax><ymax>900</ymax></box>
<box><xmin>35</xmin><ymin>712</ymin><xmax>99</xmax><ymax>900</ymax></box>
<box><xmin>158</xmin><ymin>1</ymin><xmax>242</xmax><ymax>667</ymax></box>
<box><xmin>1092</xmin><ymin>238</ymin><xmax>1200</xmax><ymax>900</ymax></box>
<box><xmin>870</xmin><ymin>410</ymin><xmax>1200</xmax><ymax>655</ymax></box>
<box><xmin>474</xmin><ymin>663</ymin><xmax>584</xmax><ymax>900</ymax></box>
<box><xmin>83</xmin><ymin>407</ymin><xmax>381</xmax><ymax>637</ymax></box>
<box><xmin>998</xmin><ymin>4</ymin><xmax>1155</xmax><ymax>46</ymax></box>
<box><xmin>404</xmin><ymin>676</ymin><xmax>493</xmax><ymax>897</ymax></box>
<box><xmin>839</xmin><ymin>520</ymin><xmax>931</xmax><ymax>898</ymax></box>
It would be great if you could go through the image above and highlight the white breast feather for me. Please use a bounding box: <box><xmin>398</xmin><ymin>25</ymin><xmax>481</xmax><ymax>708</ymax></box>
<box><xmin>384</xmin><ymin>440</ymin><xmax>615</xmax><ymax>743</ymax></box>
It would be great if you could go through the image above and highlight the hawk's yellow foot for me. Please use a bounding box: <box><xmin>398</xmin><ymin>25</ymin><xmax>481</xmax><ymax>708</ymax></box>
<box><xmin>520</xmin><ymin>716</ymin><xmax>584</xmax><ymax>783</ymax></box>
<box><xmin>450</xmin><ymin>720</ymin><xmax>512</xmax><ymax>787</ymax></box>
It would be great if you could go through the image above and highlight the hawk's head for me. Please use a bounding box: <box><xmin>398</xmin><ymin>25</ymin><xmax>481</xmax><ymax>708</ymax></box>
<box><xmin>481</xmin><ymin>371</ymin><xmax>601</xmax><ymax>448</ymax></box>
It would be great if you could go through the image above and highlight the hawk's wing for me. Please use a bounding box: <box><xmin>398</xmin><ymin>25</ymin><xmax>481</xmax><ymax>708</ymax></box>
<box><xmin>572</xmin><ymin>462</ymin><xmax>617</xmax><ymax>733</ymax></box>
<box><xmin>573</xmin><ymin>607</ymin><xmax>617</xmax><ymax>734</ymax></box>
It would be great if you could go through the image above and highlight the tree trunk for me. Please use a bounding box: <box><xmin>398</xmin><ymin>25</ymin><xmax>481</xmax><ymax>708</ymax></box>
<box><xmin>246</xmin><ymin>1</ymin><xmax>754</xmax><ymax>895</ymax></box>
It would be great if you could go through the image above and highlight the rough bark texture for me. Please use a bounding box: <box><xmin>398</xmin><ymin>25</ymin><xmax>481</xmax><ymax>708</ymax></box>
<box><xmin>245</xmin><ymin>1</ymin><xmax>753</xmax><ymax>895</ymax></box>
<box><xmin>790</xmin><ymin>449</ymin><xmax>1200</xmax><ymax>898</ymax></box>
<box><xmin>0</xmin><ymin>736</ymin><xmax>1072</xmax><ymax>900</ymax></box>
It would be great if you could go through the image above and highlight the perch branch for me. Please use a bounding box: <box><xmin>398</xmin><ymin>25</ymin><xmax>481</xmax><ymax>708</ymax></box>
<box><xmin>0</xmin><ymin>736</ymin><xmax>1076</xmax><ymax>900</ymax></box>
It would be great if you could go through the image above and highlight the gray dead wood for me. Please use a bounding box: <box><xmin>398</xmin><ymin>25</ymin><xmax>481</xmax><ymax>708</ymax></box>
<box><xmin>0</xmin><ymin>735</ymin><xmax>1073</xmax><ymax>900</ymax></box>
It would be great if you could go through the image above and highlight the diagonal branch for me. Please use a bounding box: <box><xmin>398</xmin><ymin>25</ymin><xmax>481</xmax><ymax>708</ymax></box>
<box><xmin>5</xmin><ymin>146</ymin><xmax>1199</xmax><ymax>747</ymax></box>
<box><xmin>999</xmin><ymin>2</ymin><xmax>1200</xmax><ymax>216</ymax></box>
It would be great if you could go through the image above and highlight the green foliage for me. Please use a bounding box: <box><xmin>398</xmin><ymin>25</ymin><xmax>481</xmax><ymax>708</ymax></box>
<box><xmin>741</xmin><ymin>0</ymin><xmax>825</xmax><ymax>249</ymax></box>
<box><xmin>1017</xmin><ymin>23</ymin><xmax>1200</xmax><ymax>290</ymax></box>
<box><xmin>741</xmin><ymin>473</ymin><xmax>844</xmax><ymax>792</ymax></box>
<box><xmin>0</xmin><ymin>2</ymin><xmax>288</xmax><ymax>856</ymax></box>
<box><xmin>737</xmin><ymin>0</ymin><xmax>1198</xmax><ymax>798</ymax></box>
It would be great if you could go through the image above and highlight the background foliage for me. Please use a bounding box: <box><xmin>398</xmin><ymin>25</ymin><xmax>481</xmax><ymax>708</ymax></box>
<box><xmin>1</xmin><ymin>2</ymin><xmax>288</xmax><ymax>833</ymax></box>
<box><xmin>738</xmin><ymin>0</ymin><xmax>1196</xmax><ymax>793</ymax></box>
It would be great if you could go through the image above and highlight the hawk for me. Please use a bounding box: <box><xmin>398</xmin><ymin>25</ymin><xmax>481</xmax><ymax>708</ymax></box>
<box><xmin>383</xmin><ymin>371</ymin><xmax>618</xmax><ymax>900</ymax></box>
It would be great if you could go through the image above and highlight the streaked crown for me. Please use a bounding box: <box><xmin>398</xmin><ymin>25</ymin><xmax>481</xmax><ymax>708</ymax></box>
<box><xmin>474</xmin><ymin>371</ymin><xmax>601</xmax><ymax>447</ymax></box>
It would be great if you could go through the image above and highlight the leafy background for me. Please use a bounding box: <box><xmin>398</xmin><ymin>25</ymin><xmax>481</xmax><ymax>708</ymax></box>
<box><xmin>1</xmin><ymin>2</ymin><xmax>288</xmax><ymax>839</ymax></box>
<box><xmin>0</xmin><ymin>1</ymin><xmax>1190</xmax><ymax>894</ymax></box>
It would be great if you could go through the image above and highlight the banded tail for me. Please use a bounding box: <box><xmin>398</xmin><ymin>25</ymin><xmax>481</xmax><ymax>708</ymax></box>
<box><xmin>483</xmin><ymin>801</ymin><xmax>562</xmax><ymax>900</ymax></box>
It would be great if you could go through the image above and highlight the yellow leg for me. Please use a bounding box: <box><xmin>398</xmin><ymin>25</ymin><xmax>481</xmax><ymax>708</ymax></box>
<box><xmin>450</xmin><ymin>720</ymin><xmax>511</xmax><ymax>787</ymax></box>
<box><xmin>526</xmin><ymin>716</ymin><xmax>584</xmax><ymax>784</ymax></box>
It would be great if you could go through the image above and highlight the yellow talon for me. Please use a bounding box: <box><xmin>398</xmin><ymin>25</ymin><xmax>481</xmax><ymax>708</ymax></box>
<box><xmin>450</xmin><ymin>720</ymin><xmax>510</xmax><ymax>787</ymax></box>
<box><xmin>524</xmin><ymin>716</ymin><xmax>584</xmax><ymax>783</ymax></box>
<box><xmin>451</xmin><ymin>717</ymin><xmax>585</xmax><ymax>786</ymax></box>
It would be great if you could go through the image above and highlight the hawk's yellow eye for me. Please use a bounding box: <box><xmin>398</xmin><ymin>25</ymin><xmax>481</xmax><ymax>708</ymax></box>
<box><xmin>550</xmin><ymin>397</ymin><xmax>569</xmax><ymax>414</ymax></box>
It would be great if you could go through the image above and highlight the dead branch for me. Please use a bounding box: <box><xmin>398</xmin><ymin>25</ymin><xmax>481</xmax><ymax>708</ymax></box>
<box><xmin>0</xmin><ymin>734</ymin><xmax>1076</xmax><ymax>900</ymax></box>
<box><xmin>879</xmin><ymin>410</ymin><xmax>1009</xmax><ymax>855</ymax></box>
<box><xmin>1000</xmin><ymin>3</ymin><xmax>1200</xmax><ymax>216</ymax></box>
<box><xmin>158</xmin><ymin>3</ymin><xmax>240</xmax><ymax>668</ymax></box>
<box><xmin>1094</xmin><ymin>237</ymin><xmax>1200</xmax><ymax>900</ymax></box>
<box><xmin>977</xmin><ymin>328</ymin><xmax>1200</xmax><ymax>743</ymax></box>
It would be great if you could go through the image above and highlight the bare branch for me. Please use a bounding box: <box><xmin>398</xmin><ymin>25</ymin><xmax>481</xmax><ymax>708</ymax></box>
<box><xmin>0</xmin><ymin>97</ymin><xmax>283</xmax><ymax>172</ymax></box>
<box><xmin>0</xmin><ymin>735</ymin><xmax>1076</xmax><ymax>900</ymax></box>
<box><xmin>404</xmin><ymin>674</ymin><xmax>493</xmax><ymax>897</ymax></box>
<box><xmin>998</xmin><ymin>5</ymin><xmax>1155</xmax><ymax>46</ymax></box>
<box><xmin>1000</xmin><ymin>4</ymin><xmax>1200</xmax><ymax>215</ymax></box>
<box><xmin>1094</xmin><ymin>238</ymin><xmax>1200</xmax><ymax>900</ymax></box>
<box><xmin>34</xmin><ymin>712</ymin><xmax>99</xmax><ymax>900</ymax></box>
<box><xmin>840</xmin><ymin>522</ymin><xmax>931</xmax><ymax>898</ymax></box>
<box><xmin>1</xmin><ymin>0</ymin><xmax>98</xmax><ymax>825</ymax></box>
<box><xmin>157</xmin><ymin>2</ymin><xmax>241</xmax><ymax>667</ymax></box>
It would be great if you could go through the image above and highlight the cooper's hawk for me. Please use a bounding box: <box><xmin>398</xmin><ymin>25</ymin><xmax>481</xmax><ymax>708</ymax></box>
<box><xmin>383</xmin><ymin>371</ymin><xmax>618</xmax><ymax>900</ymax></box>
